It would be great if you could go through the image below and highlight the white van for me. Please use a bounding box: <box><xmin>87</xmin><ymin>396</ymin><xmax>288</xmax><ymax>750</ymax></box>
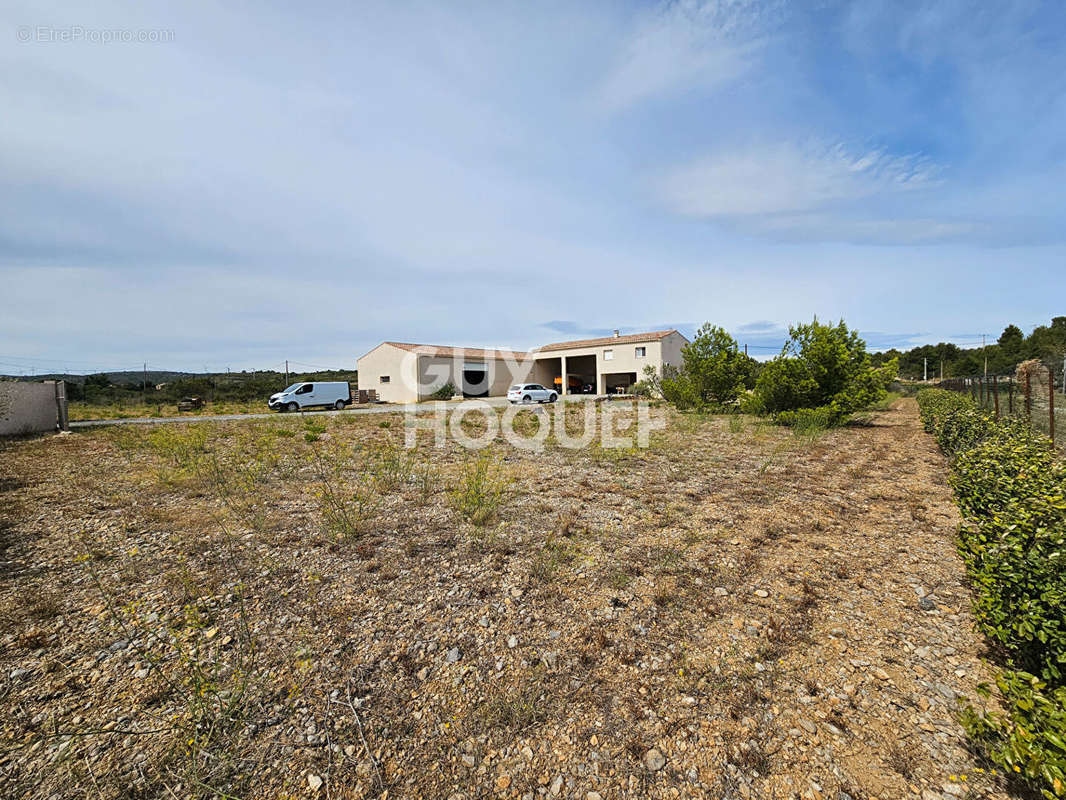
<box><xmin>269</xmin><ymin>382</ymin><xmax>351</xmax><ymax>412</ymax></box>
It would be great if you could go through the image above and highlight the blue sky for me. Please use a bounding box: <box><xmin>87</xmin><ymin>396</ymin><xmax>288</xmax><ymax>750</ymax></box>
<box><xmin>2</xmin><ymin>0</ymin><xmax>1065</xmax><ymax>373</ymax></box>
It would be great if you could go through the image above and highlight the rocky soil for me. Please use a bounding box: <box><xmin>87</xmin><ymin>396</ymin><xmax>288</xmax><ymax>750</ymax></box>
<box><xmin>0</xmin><ymin>400</ymin><xmax>1014</xmax><ymax>799</ymax></box>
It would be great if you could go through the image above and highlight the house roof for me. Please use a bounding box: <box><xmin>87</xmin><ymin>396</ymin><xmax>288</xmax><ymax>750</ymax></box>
<box><xmin>362</xmin><ymin>329</ymin><xmax>683</xmax><ymax>362</ymax></box>
<box><xmin>382</xmin><ymin>342</ymin><xmax>532</xmax><ymax>361</ymax></box>
<box><xmin>537</xmin><ymin>329</ymin><xmax>681</xmax><ymax>352</ymax></box>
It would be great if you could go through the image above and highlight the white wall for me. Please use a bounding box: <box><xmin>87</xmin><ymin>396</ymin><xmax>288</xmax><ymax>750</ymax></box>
<box><xmin>357</xmin><ymin>343</ymin><xmax>422</xmax><ymax>403</ymax></box>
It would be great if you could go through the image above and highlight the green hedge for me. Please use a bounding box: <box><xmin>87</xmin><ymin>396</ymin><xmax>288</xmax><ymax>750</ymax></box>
<box><xmin>916</xmin><ymin>389</ymin><xmax>1066</xmax><ymax>797</ymax></box>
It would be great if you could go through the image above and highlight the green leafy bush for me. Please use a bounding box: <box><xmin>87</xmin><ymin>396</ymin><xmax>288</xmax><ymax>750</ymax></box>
<box><xmin>963</xmin><ymin>671</ymin><xmax>1066</xmax><ymax>797</ymax></box>
<box><xmin>753</xmin><ymin>319</ymin><xmax>897</xmax><ymax>424</ymax></box>
<box><xmin>680</xmin><ymin>324</ymin><xmax>757</xmax><ymax>407</ymax></box>
<box><xmin>917</xmin><ymin>388</ymin><xmax>1066</xmax><ymax>797</ymax></box>
<box><xmin>653</xmin><ymin>325</ymin><xmax>757</xmax><ymax>411</ymax></box>
<box><xmin>431</xmin><ymin>381</ymin><xmax>457</xmax><ymax>400</ymax></box>
<box><xmin>450</xmin><ymin>453</ymin><xmax>508</xmax><ymax>526</ymax></box>
<box><xmin>775</xmin><ymin>405</ymin><xmax>835</xmax><ymax>432</ymax></box>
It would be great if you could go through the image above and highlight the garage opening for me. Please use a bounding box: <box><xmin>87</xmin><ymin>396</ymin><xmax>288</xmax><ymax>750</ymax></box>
<box><xmin>564</xmin><ymin>354</ymin><xmax>596</xmax><ymax>394</ymax></box>
<box><xmin>461</xmin><ymin>362</ymin><xmax>489</xmax><ymax>398</ymax></box>
<box><xmin>534</xmin><ymin>354</ymin><xmax>598</xmax><ymax>394</ymax></box>
<box><xmin>602</xmin><ymin>371</ymin><xmax>638</xmax><ymax>395</ymax></box>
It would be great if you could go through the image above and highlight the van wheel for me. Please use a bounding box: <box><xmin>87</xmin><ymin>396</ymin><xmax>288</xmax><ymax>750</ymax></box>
<box><xmin>334</xmin><ymin>400</ymin><xmax>346</xmax><ymax>410</ymax></box>
<box><xmin>286</xmin><ymin>402</ymin><xmax>299</xmax><ymax>413</ymax></box>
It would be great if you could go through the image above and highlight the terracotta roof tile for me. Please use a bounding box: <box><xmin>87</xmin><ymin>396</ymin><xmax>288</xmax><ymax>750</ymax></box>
<box><xmin>536</xmin><ymin>330</ymin><xmax>680</xmax><ymax>352</ymax></box>
<box><xmin>375</xmin><ymin>330</ymin><xmax>683</xmax><ymax>360</ymax></box>
<box><xmin>383</xmin><ymin>342</ymin><xmax>532</xmax><ymax>360</ymax></box>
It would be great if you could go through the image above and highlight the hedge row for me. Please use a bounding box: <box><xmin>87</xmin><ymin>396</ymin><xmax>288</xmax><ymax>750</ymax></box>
<box><xmin>916</xmin><ymin>389</ymin><xmax>1066</xmax><ymax>797</ymax></box>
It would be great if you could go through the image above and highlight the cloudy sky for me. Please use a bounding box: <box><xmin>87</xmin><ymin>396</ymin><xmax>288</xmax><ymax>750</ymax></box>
<box><xmin>2</xmin><ymin>0</ymin><xmax>1065</xmax><ymax>374</ymax></box>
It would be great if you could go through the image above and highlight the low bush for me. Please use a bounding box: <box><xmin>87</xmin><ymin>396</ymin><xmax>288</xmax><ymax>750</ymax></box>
<box><xmin>917</xmin><ymin>388</ymin><xmax>1066</xmax><ymax>797</ymax></box>
<box><xmin>450</xmin><ymin>453</ymin><xmax>508</xmax><ymax>526</ymax></box>
<box><xmin>431</xmin><ymin>381</ymin><xmax>457</xmax><ymax>401</ymax></box>
<box><xmin>775</xmin><ymin>405</ymin><xmax>835</xmax><ymax>432</ymax></box>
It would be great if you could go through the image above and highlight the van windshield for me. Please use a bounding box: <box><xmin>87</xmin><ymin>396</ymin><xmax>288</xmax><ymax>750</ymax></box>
<box><xmin>281</xmin><ymin>383</ymin><xmax>302</xmax><ymax>393</ymax></box>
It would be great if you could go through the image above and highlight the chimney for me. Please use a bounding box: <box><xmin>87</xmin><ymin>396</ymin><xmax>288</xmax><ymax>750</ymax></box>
<box><xmin>613</xmin><ymin>329</ymin><xmax>620</xmax><ymax>338</ymax></box>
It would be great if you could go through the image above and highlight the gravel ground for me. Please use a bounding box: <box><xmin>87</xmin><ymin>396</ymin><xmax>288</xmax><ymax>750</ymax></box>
<box><xmin>0</xmin><ymin>400</ymin><xmax>1013</xmax><ymax>799</ymax></box>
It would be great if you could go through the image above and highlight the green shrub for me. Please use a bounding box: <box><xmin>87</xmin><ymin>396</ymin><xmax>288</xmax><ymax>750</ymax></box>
<box><xmin>963</xmin><ymin>671</ymin><xmax>1066</xmax><ymax>797</ymax></box>
<box><xmin>753</xmin><ymin>319</ymin><xmax>897</xmax><ymax>422</ymax></box>
<box><xmin>660</xmin><ymin>369</ymin><xmax>702</xmax><ymax>411</ymax></box>
<box><xmin>918</xmin><ymin>388</ymin><xmax>1066</xmax><ymax>797</ymax></box>
<box><xmin>450</xmin><ymin>453</ymin><xmax>508</xmax><ymax>526</ymax></box>
<box><xmin>653</xmin><ymin>325</ymin><xmax>757</xmax><ymax>411</ymax></box>
<box><xmin>776</xmin><ymin>405</ymin><xmax>836</xmax><ymax>432</ymax></box>
<box><xmin>680</xmin><ymin>323</ymin><xmax>756</xmax><ymax>407</ymax></box>
<box><xmin>431</xmin><ymin>381</ymin><xmax>457</xmax><ymax>401</ymax></box>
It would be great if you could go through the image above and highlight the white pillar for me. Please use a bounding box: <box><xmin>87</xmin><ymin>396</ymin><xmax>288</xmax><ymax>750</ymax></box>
<box><xmin>560</xmin><ymin>355</ymin><xmax>567</xmax><ymax>395</ymax></box>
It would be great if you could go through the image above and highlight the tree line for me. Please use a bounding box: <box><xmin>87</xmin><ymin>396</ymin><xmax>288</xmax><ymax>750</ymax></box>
<box><xmin>64</xmin><ymin>370</ymin><xmax>358</xmax><ymax>405</ymax></box>
<box><xmin>871</xmin><ymin>316</ymin><xmax>1066</xmax><ymax>379</ymax></box>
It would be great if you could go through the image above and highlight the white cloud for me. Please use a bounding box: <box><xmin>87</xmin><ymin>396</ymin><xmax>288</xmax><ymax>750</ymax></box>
<box><xmin>659</xmin><ymin>141</ymin><xmax>940</xmax><ymax>217</ymax></box>
<box><xmin>597</xmin><ymin>0</ymin><xmax>777</xmax><ymax>112</ymax></box>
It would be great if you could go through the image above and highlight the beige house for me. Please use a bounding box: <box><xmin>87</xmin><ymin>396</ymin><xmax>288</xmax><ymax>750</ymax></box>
<box><xmin>357</xmin><ymin>330</ymin><xmax>688</xmax><ymax>403</ymax></box>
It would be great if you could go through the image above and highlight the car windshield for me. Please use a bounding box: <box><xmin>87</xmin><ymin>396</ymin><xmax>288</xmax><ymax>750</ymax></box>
<box><xmin>281</xmin><ymin>383</ymin><xmax>302</xmax><ymax>393</ymax></box>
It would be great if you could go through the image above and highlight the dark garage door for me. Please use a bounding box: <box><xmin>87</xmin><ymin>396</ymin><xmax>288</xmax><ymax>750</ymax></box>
<box><xmin>462</xmin><ymin>367</ymin><xmax>489</xmax><ymax>398</ymax></box>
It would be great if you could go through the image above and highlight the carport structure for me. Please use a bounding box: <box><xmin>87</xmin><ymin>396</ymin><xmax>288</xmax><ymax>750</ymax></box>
<box><xmin>533</xmin><ymin>353</ymin><xmax>597</xmax><ymax>395</ymax></box>
<box><xmin>532</xmin><ymin>329</ymin><xmax>688</xmax><ymax>396</ymax></box>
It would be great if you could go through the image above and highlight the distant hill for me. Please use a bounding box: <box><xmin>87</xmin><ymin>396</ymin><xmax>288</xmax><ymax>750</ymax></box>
<box><xmin>0</xmin><ymin>371</ymin><xmax>197</xmax><ymax>385</ymax></box>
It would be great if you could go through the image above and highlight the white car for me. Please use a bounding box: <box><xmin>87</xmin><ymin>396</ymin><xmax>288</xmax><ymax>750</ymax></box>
<box><xmin>507</xmin><ymin>383</ymin><xmax>557</xmax><ymax>404</ymax></box>
<box><xmin>269</xmin><ymin>381</ymin><xmax>351</xmax><ymax>412</ymax></box>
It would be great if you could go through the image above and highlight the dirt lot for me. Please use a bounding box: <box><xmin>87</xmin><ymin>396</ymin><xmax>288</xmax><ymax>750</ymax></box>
<box><xmin>0</xmin><ymin>400</ymin><xmax>1012</xmax><ymax>799</ymax></box>
<box><xmin>67</xmin><ymin>400</ymin><xmax>301</xmax><ymax>421</ymax></box>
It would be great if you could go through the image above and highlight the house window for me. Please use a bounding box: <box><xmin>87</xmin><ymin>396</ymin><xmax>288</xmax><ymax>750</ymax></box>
<box><xmin>380</xmin><ymin>375</ymin><xmax>390</xmax><ymax>383</ymax></box>
<box><xmin>603</xmin><ymin>349</ymin><xmax>614</xmax><ymax>361</ymax></box>
<box><xmin>635</xmin><ymin>346</ymin><xmax>646</xmax><ymax>358</ymax></box>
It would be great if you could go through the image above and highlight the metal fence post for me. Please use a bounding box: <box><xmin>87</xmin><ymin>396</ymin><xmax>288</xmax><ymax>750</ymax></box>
<box><xmin>1025</xmin><ymin>371</ymin><xmax>1032</xmax><ymax>419</ymax></box>
<box><xmin>1051</xmin><ymin>368</ymin><xmax>1056</xmax><ymax>449</ymax></box>
<box><xmin>993</xmin><ymin>375</ymin><xmax>999</xmax><ymax>419</ymax></box>
<box><xmin>1008</xmin><ymin>377</ymin><xmax>1014</xmax><ymax>415</ymax></box>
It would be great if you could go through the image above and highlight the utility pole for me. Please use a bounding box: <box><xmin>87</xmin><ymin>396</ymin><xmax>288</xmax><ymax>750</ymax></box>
<box><xmin>940</xmin><ymin>359</ymin><xmax>944</xmax><ymax>381</ymax></box>
<box><xmin>285</xmin><ymin>360</ymin><xmax>289</xmax><ymax>384</ymax></box>
<box><xmin>983</xmin><ymin>334</ymin><xmax>988</xmax><ymax>378</ymax></box>
<box><xmin>923</xmin><ymin>357</ymin><xmax>927</xmax><ymax>382</ymax></box>
<box><xmin>744</xmin><ymin>343</ymin><xmax>748</xmax><ymax>356</ymax></box>
<box><xmin>143</xmin><ymin>361</ymin><xmax>147</xmax><ymax>403</ymax></box>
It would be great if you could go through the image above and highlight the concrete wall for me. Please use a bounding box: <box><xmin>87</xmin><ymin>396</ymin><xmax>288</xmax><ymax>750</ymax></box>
<box><xmin>0</xmin><ymin>381</ymin><xmax>60</xmax><ymax>436</ymax></box>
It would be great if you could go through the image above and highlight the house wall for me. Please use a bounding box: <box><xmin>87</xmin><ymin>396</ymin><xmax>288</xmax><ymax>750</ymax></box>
<box><xmin>660</xmin><ymin>331</ymin><xmax>687</xmax><ymax>371</ymax></box>
<box><xmin>356</xmin><ymin>344</ymin><xmax>421</xmax><ymax>403</ymax></box>
<box><xmin>0</xmin><ymin>381</ymin><xmax>61</xmax><ymax>436</ymax></box>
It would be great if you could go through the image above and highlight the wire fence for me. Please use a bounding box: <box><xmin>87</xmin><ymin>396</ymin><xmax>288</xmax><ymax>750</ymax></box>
<box><xmin>939</xmin><ymin>362</ymin><xmax>1063</xmax><ymax>452</ymax></box>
